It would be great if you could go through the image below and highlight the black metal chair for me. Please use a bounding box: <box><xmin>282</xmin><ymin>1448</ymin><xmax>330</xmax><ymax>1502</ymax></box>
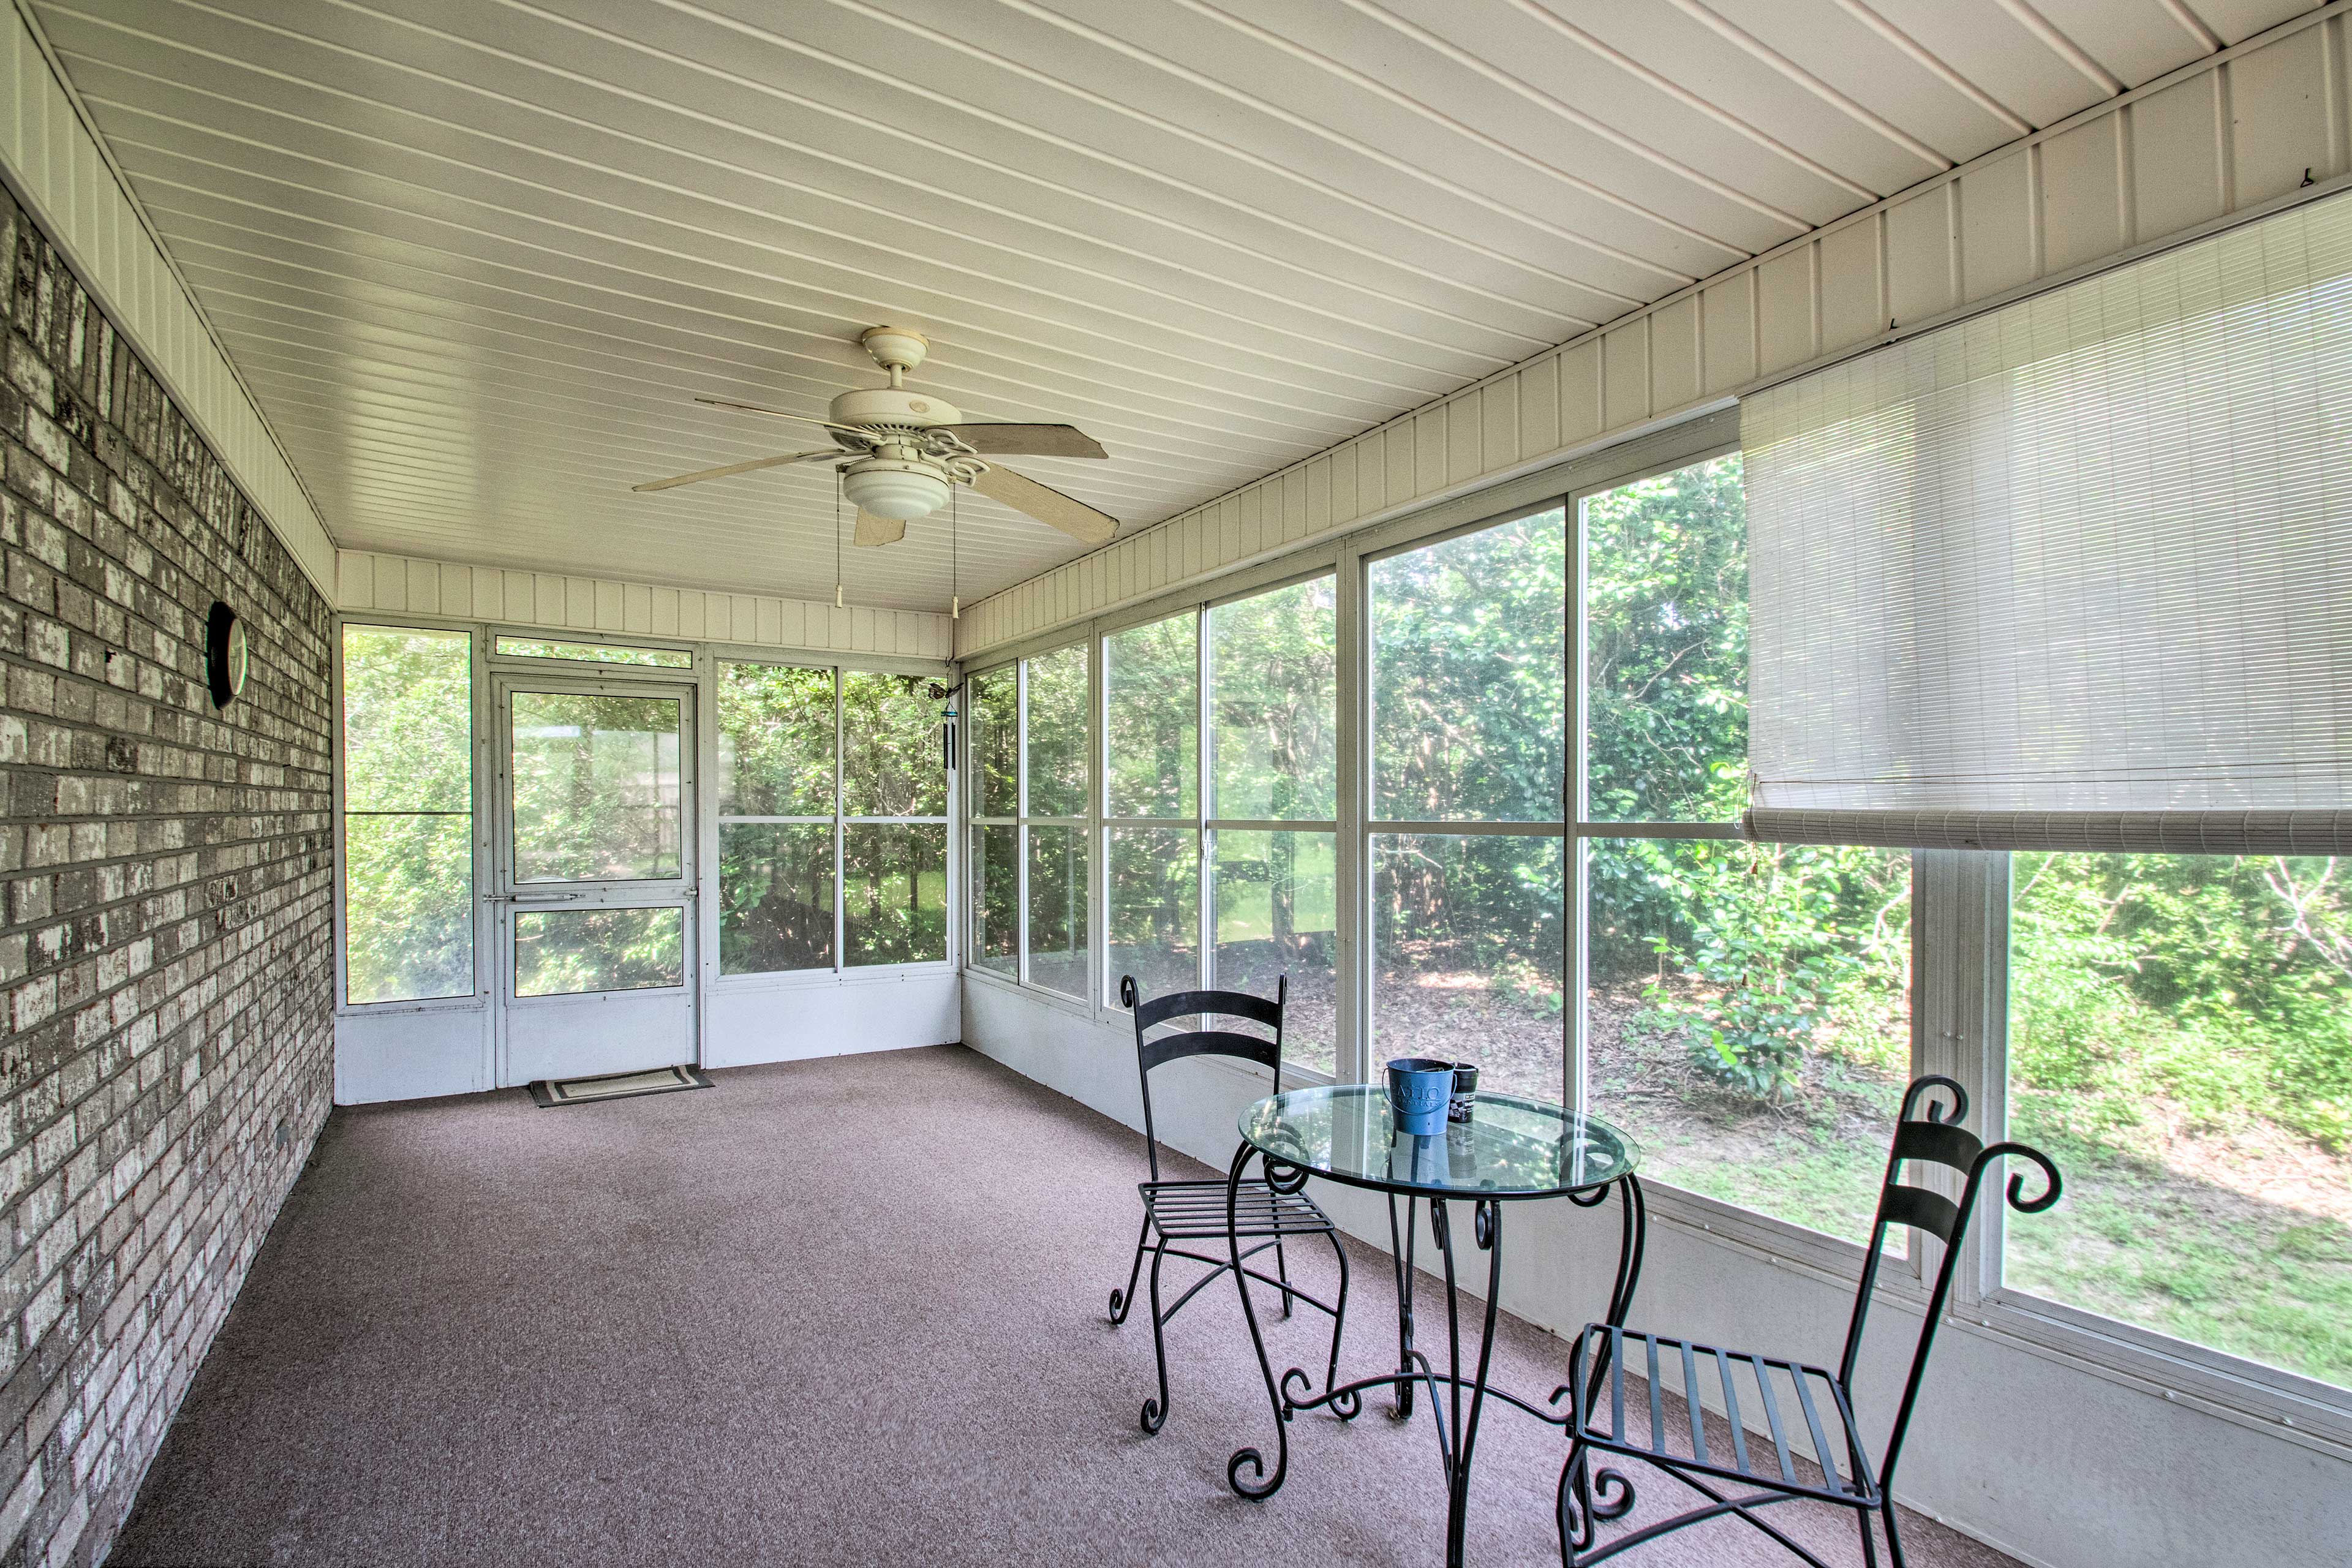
<box><xmin>1556</xmin><ymin>1075</ymin><xmax>2061</xmax><ymax>1568</ymax></box>
<box><xmin>1106</xmin><ymin>974</ymin><xmax>1350</xmax><ymax>1435</ymax></box>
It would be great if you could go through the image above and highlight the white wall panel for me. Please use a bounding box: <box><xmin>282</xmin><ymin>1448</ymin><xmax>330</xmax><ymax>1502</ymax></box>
<box><xmin>2041</xmin><ymin>113</ymin><xmax>2128</xmax><ymax>270</ymax></box>
<box><xmin>1887</xmin><ymin>185</ymin><xmax>1959</xmax><ymax>326</ymax></box>
<box><xmin>0</xmin><ymin>3</ymin><xmax>333</xmax><ymax>597</ymax></box>
<box><xmin>2133</xmin><ymin>73</ymin><xmax>2233</xmax><ymax>240</ymax></box>
<box><xmin>1959</xmin><ymin>145</ymin><xmax>2040</xmax><ymax>300</ymax></box>
<box><xmin>2237</xmin><ymin>29</ymin><xmax>2337</xmax><ymax>208</ymax></box>
<box><xmin>1702</xmin><ymin>273</ymin><xmax>1757</xmax><ymax>396</ymax></box>
<box><xmin>334</xmin><ymin>1004</ymin><xmax>490</xmax><ymax>1106</ymax></box>
<box><xmin>1446</xmin><ymin>390</ymin><xmax>1482</xmax><ymax>485</ymax></box>
<box><xmin>1479</xmin><ymin>377</ymin><xmax>1519</xmax><ymax>474</ymax></box>
<box><xmin>1413</xmin><ymin>407</ymin><xmax>1446</xmax><ymax>498</ymax></box>
<box><xmin>334</xmin><ymin>549</ymin><xmax>954</xmax><ymax>662</ymax></box>
<box><xmin>1647</xmin><ymin>295</ymin><xmax>1702</xmax><ymax>413</ymax></box>
<box><xmin>1560</xmin><ymin>340</ymin><xmax>1604</xmax><ymax>447</ymax></box>
<box><xmin>958</xmin><ymin>9</ymin><xmax>2352</xmax><ymax>663</ymax></box>
<box><xmin>1600</xmin><ymin>317</ymin><xmax>1649</xmax><ymax>428</ymax></box>
<box><xmin>1819</xmin><ymin>215</ymin><xmax>1887</xmax><ymax>351</ymax></box>
<box><xmin>704</xmin><ymin>975</ymin><xmax>959</xmax><ymax>1072</ymax></box>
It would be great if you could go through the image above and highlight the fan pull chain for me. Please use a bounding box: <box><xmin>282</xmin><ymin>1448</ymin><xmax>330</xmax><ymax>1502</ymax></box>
<box><xmin>834</xmin><ymin>469</ymin><xmax>845</xmax><ymax>610</ymax></box>
<box><xmin>951</xmin><ymin>480</ymin><xmax>961</xmax><ymax>620</ymax></box>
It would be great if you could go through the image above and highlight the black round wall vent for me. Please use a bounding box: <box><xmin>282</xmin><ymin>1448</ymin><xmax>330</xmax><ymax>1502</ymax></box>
<box><xmin>205</xmin><ymin>601</ymin><xmax>248</xmax><ymax>710</ymax></box>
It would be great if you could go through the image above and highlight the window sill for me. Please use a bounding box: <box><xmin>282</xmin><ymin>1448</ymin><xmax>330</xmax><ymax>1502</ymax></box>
<box><xmin>1963</xmin><ymin>1291</ymin><xmax>2352</xmax><ymax>1459</ymax></box>
<box><xmin>710</xmin><ymin>963</ymin><xmax>957</xmax><ymax>992</ymax></box>
<box><xmin>336</xmin><ymin>993</ymin><xmax>487</xmax><ymax>1020</ymax></box>
<box><xmin>1634</xmin><ymin>1177</ymin><xmax>1929</xmax><ymax>1308</ymax></box>
<box><xmin>962</xmin><ymin>963</ymin><xmax>1099</xmax><ymax>1023</ymax></box>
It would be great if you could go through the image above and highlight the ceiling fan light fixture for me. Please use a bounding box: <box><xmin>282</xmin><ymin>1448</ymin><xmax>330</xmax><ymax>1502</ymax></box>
<box><xmin>841</xmin><ymin>456</ymin><xmax>948</xmax><ymax>522</ymax></box>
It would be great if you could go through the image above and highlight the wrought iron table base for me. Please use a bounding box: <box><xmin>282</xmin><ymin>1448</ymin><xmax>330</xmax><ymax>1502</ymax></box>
<box><xmin>1221</xmin><ymin>1143</ymin><xmax>1648</xmax><ymax>1568</ymax></box>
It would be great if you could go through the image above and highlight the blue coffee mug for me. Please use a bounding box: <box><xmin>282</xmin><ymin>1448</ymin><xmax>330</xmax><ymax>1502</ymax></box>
<box><xmin>1385</xmin><ymin>1057</ymin><xmax>1454</xmax><ymax>1136</ymax></box>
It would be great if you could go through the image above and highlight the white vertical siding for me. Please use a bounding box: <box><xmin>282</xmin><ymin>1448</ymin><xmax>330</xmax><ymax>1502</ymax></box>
<box><xmin>956</xmin><ymin>8</ymin><xmax>2352</xmax><ymax>661</ymax></box>
<box><xmin>332</xmin><ymin>551</ymin><xmax>954</xmax><ymax>663</ymax></box>
<box><xmin>0</xmin><ymin>5</ymin><xmax>334</xmax><ymax>598</ymax></box>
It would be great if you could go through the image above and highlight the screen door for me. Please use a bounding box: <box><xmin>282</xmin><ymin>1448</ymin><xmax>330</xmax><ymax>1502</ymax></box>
<box><xmin>492</xmin><ymin>676</ymin><xmax>697</xmax><ymax>1085</ymax></box>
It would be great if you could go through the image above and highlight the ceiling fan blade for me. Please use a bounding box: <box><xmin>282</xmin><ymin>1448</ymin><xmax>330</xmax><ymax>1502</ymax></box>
<box><xmin>935</xmin><ymin>423</ymin><xmax>1108</xmax><ymax>459</ymax></box>
<box><xmin>693</xmin><ymin>396</ymin><xmax>853</xmax><ymax>432</ymax></box>
<box><xmin>971</xmin><ymin>466</ymin><xmax>1118</xmax><ymax>546</ymax></box>
<box><xmin>630</xmin><ymin>450</ymin><xmax>838</xmax><ymax>493</ymax></box>
<box><xmin>852</xmin><ymin>510</ymin><xmax>906</xmax><ymax>547</ymax></box>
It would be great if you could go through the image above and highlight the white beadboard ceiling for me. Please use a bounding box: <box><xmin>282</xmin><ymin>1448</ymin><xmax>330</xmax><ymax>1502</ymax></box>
<box><xmin>30</xmin><ymin>0</ymin><xmax>2317</xmax><ymax>613</ymax></box>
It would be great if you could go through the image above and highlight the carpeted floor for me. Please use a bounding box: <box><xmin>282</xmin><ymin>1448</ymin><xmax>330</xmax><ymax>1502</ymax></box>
<box><xmin>110</xmin><ymin>1046</ymin><xmax>2021</xmax><ymax>1567</ymax></box>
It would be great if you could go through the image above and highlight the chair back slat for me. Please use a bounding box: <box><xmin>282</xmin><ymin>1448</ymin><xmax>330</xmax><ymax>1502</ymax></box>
<box><xmin>1132</xmin><ymin>987</ymin><xmax>1282</xmax><ymax>1032</ymax></box>
<box><xmin>1140</xmin><ymin>1029</ymin><xmax>1280</xmax><ymax>1076</ymax></box>
<box><xmin>1120</xmin><ymin>974</ymin><xmax>1287</xmax><ymax>1185</ymax></box>
<box><xmin>1875</xmin><ymin>1185</ymin><xmax>1962</xmax><ymax>1246</ymax></box>
<box><xmin>1889</xmin><ymin>1118</ymin><xmax>1983</xmax><ymax>1174</ymax></box>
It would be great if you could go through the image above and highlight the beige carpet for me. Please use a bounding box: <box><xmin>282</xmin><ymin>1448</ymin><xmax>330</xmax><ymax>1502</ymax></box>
<box><xmin>108</xmin><ymin>1046</ymin><xmax>2021</xmax><ymax>1567</ymax></box>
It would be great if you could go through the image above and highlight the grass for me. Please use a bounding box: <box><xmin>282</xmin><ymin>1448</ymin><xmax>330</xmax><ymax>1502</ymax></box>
<box><xmin>2002</xmin><ymin>1130</ymin><xmax>2352</xmax><ymax>1387</ymax></box>
<box><xmin>1586</xmin><ymin>981</ymin><xmax>2352</xmax><ymax>1392</ymax></box>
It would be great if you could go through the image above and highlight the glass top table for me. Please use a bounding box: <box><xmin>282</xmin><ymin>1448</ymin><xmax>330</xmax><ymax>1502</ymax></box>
<box><xmin>1216</xmin><ymin>1086</ymin><xmax>1648</xmax><ymax>1567</ymax></box>
<box><xmin>1237</xmin><ymin>1085</ymin><xmax>1640</xmax><ymax>1200</ymax></box>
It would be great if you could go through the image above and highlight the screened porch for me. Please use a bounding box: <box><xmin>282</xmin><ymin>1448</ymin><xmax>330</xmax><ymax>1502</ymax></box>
<box><xmin>0</xmin><ymin>4</ymin><xmax>2346</xmax><ymax>1567</ymax></box>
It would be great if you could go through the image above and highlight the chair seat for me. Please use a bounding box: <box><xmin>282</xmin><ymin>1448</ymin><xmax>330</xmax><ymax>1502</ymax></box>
<box><xmin>1567</xmin><ymin>1323</ymin><xmax>1882</xmax><ymax>1508</ymax></box>
<box><xmin>1141</xmin><ymin>1178</ymin><xmax>1335</xmax><ymax>1241</ymax></box>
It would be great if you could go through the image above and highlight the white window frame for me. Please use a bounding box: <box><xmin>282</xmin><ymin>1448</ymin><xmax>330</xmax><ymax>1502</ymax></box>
<box><xmin>949</xmin><ymin>401</ymin><xmax>2352</xmax><ymax>1457</ymax></box>
<box><xmin>1361</xmin><ymin>499</ymin><xmax>1572</xmax><ymax>1102</ymax></box>
<box><xmin>1201</xmin><ymin>569</ymin><xmax>1343</xmax><ymax>1082</ymax></box>
<box><xmin>961</xmin><ymin>657</ymin><xmax>1026</xmax><ymax>997</ymax></box>
<box><xmin>334</xmin><ymin>618</ymin><xmax>955</xmax><ymax>1025</ymax></box>
<box><xmin>1945</xmin><ymin>851</ymin><xmax>2352</xmax><ymax>1455</ymax></box>
<box><xmin>1027</xmin><ymin>642</ymin><xmax>1094</xmax><ymax>1006</ymax></box>
<box><xmin>331</xmin><ymin>614</ymin><xmax>489</xmax><ymax>1017</ymax></box>
<box><xmin>1556</xmin><ymin>428</ymin><xmax>1940</xmax><ymax>1300</ymax></box>
<box><xmin>707</xmin><ymin>654</ymin><xmax>959</xmax><ymax>990</ymax></box>
<box><xmin>963</xmin><ymin>564</ymin><xmax>1353</xmax><ymax>1085</ymax></box>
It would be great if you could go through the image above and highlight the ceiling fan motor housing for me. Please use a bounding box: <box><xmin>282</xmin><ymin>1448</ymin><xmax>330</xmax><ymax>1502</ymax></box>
<box><xmin>827</xmin><ymin>386</ymin><xmax>961</xmax><ymax>428</ymax></box>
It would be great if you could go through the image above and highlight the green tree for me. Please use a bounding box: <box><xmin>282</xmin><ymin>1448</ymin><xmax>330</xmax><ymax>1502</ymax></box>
<box><xmin>342</xmin><ymin>626</ymin><xmax>473</xmax><ymax>1004</ymax></box>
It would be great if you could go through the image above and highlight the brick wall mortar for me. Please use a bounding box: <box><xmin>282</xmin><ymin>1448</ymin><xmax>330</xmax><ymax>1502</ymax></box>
<box><xmin>0</xmin><ymin>181</ymin><xmax>333</xmax><ymax>1567</ymax></box>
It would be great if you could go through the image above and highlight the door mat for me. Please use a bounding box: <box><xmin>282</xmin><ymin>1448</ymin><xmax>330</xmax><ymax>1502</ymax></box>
<box><xmin>527</xmin><ymin>1065</ymin><xmax>715</xmax><ymax>1108</ymax></box>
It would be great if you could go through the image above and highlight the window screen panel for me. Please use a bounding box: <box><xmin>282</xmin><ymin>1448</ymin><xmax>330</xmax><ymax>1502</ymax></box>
<box><xmin>1372</xmin><ymin>510</ymin><xmax>1567</xmax><ymax>824</ymax></box>
<box><xmin>1107</xmin><ymin>616</ymin><xmax>1199</xmax><ymax>820</ymax></box>
<box><xmin>842</xmin><ymin>672</ymin><xmax>946</xmax><ymax>818</ymax></box>
<box><xmin>1025</xmin><ymin>646</ymin><xmax>1088</xmax><ymax>819</ymax></box>
<box><xmin>1211</xmin><ymin>577</ymin><xmax>1336</xmax><ymax>823</ymax></box>
<box><xmin>341</xmin><ymin>625</ymin><xmax>473</xmax><ymax>1005</ymax></box>
<box><xmin>717</xmin><ymin>663</ymin><xmax>834</xmax><ymax>818</ymax></box>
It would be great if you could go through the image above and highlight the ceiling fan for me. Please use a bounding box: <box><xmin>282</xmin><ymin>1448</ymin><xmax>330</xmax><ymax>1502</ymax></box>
<box><xmin>631</xmin><ymin>326</ymin><xmax>1119</xmax><ymax>549</ymax></box>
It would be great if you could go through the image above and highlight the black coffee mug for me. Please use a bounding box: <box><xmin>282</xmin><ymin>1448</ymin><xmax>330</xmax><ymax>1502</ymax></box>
<box><xmin>1449</xmin><ymin>1061</ymin><xmax>1479</xmax><ymax>1121</ymax></box>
